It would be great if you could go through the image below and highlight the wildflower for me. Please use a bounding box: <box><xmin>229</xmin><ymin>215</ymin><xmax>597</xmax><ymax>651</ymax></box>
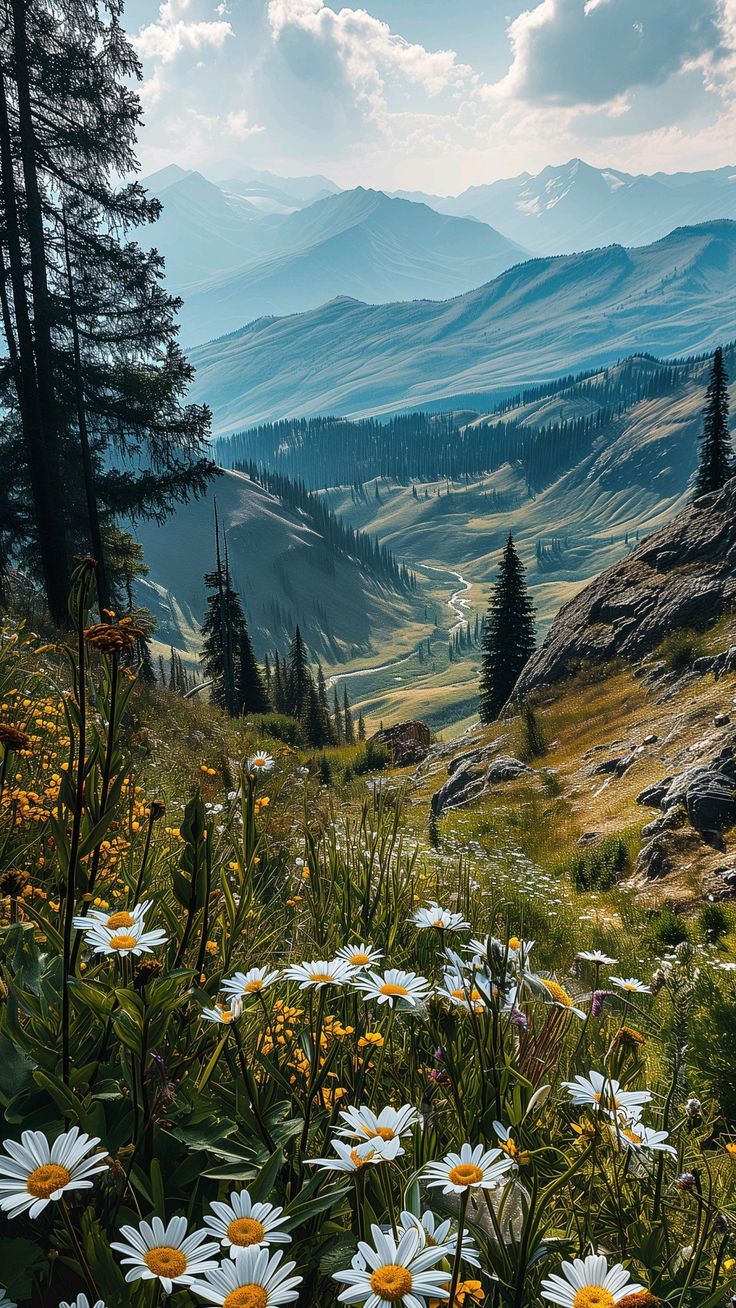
<box><xmin>616</xmin><ymin>1295</ymin><xmax>660</xmax><ymax>1308</ymax></box>
<box><xmin>188</xmin><ymin>1245</ymin><xmax>301</xmax><ymax>1306</ymax></box>
<box><xmin>577</xmin><ymin>951</ymin><xmax>618</xmax><ymax>966</ymax></box>
<box><xmin>438</xmin><ymin>973</ymin><xmax>487</xmax><ymax>1013</ymax></box>
<box><xmin>353</xmin><ymin>967</ymin><xmax>432</xmax><ymax>1008</ymax></box>
<box><xmin>335</xmin><ymin>1104</ymin><xmax>419</xmax><ymax>1143</ymax></box>
<box><xmin>675</xmin><ymin>1173</ymin><xmax>696</xmax><ymax>1191</ymax></box>
<box><xmin>83</xmin><ymin>622</ymin><xmax>142</xmax><ymax>655</ymax></box>
<box><xmin>222</xmin><ymin>967</ymin><xmax>280</xmax><ymax>999</ymax></box>
<box><xmin>335</xmin><ymin>942</ymin><xmax>384</xmax><ymax>970</ymax></box>
<box><xmin>307</xmin><ymin>1137</ymin><xmax>402</xmax><ymax>1172</ymax></box>
<box><xmin>73</xmin><ymin>900</ymin><xmax>150</xmax><ymax>935</ymax></box>
<box><xmin>134</xmin><ymin>959</ymin><xmax>164</xmax><ymax>990</ymax></box>
<box><xmin>399</xmin><ymin>1209</ymin><xmax>481</xmax><ymax>1267</ymax></box>
<box><xmin>540</xmin><ymin>979</ymin><xmax>586</xmax><ymax>1019</ymax></box>
<box><xmin>201</xmin><ymin>1000</ymin><xmax>243</xmax><ymax>1025</ymax></box>
<box><xmin>424</xmin><ymin>1142</ymin><xmax>515</xmax><ymax>1194</ymax></box>
<box><xmin>283</xmin><ymin>959</ymin><xmax>354</xmax><ymax>990</ymax></box>
<box><xmin>0</xmin><ymin>869</ymin><xmax>30</xmax><ymax>898</ymax></box>
<box><xmin>725</xmin><ymin>1143</ymin><xmax>736</xmax><ymax>1161</ymax></box>
<box><xmin>83</xmin><ymin>921</ymin><xmax>168</xmax><ymax>958</ymax></box>
<box><xmin>111</xmin><ymin>1216</ymin><xmax>219</xmax><ymax>1293</ymax></box>
<box><xmin>0</xmin><ymin>1292</ymin><xmax>15</xmax><ymax>1308</ymax></box>
<box><xmin>0</xmin><ymin>1127</ymin><xmax>108</xmax><ymax>1218</ymax></box>
<box><xmin>0</xmin><ymin>723</ymin><xmax>31</xmax><ymax>753</ymax></box>
<box><xmin>412</xmin><ymin>902</ymin><xmax>470</xmax><ymax>931</ymax></box>
<box><xmin>540</xmin><ymin>1253</ymin><xmax>644</xmax><ymax>1308</ymax></box>
<box><xmin>247</xmin><ymin>752</ymin><xmax>274</xmax><ymax>774</ymax></box>
<box><xmin>59</xmin><ymin>1299</ymin><xmax>105</xmax><ymax>1308</ymax></box>
<box><xmin>493</xmin><ymin>1122</ymin><xmax>531</xmax><ymax>1165</ymax></box>
<box><xmin>563</xmin><ymin>1071</ymin><xmax>652</xmax><ymax>1118</ymax></box>
<box><xmin>610</xmin><ymin>1120</ymin><xmax>676</xmax><ymax>1157</ymax></box>
<box><xmin>203</xmin><ymin>1190</ymin><xmax>291</xmax><ymax>1258</ymax></box>
<box><xmin>591</xmin><ymin>991</ymin><xmax>608</xmax><ymax>1017</ymax></box>
<box><xmin>333</xmin><ymin>1224</ymin><xmax>451</xmax><ymax>1307</ymax></box>
<box><xmin>612</xmin><ymin>1027</ymin><xmax>645</xmax><ymax>1052</ymax></box>
<box><xmin>685</xmin><ymin>1098</ymin><xmax>702</xmax><ymax>1122</ymax></box>
<box><xmin>610</xmin><ymin>976</ymin><xmax>651</xmax><ymax>995</ymax></box>
<box><xmin>358</xmin><ymin>1031</ymin><xmax>384</xmax><ymax>1049</ymax></box>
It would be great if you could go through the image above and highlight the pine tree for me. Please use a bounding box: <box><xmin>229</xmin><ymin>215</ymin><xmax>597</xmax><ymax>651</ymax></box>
<box><xmin>237</xmin><ymin>626</ymin><xmax>270</xmax><ymax>715</ymax></box>
<box><xmin>0</xmin><ymin>0</ymin><xmax>213</xmax><ymax>623</ymax></box>
<box><xmin>694</xmin><ymin>347</ymin><xmax>732</xmax><ymax>498</ymax></box>
<box><xmin>285</xmin><ymin>626</ymin><xmax>310</xmax><ymax>720</ymax></box>
<box><xmin>343</xmin><ymin>686</ymin><xmax>355</xmax><ymax>744</ymax></box>
<box><xmin>272</xmin><ymin>653</ymin><xmax>286</xmax><ymax>714</ymax></box>
<box><xmin>357</xmin><ymin>711</ymin><xmax>366</xmax><ymax>741</ymax></box>
<box><xmin>479</xmin><ymin>535</ymin><xmax>536</xmax><ymax>722</ymax></box>
<box><xmin>303</xmin><ymin>677</ymin><xmax>328</xmax><ymax>747</ymax></box>
<box><xmin>263</xmin><ymin>653</ymin><xmax>272</xmax><ymax>699</ymax></box>
<box><xmin>200</xmin><ymin>515</ymin><xmax>243</xmax><ymax>716</ymax></box>
<box><xmin>333</xmin><ymin>686</ymin><xmax>344</xmax><ymax>744</ymax></box>
<box><xmin>316</xmin><ymin>664</ymin><xmax>335</xmax><ymax>744</ymax></box>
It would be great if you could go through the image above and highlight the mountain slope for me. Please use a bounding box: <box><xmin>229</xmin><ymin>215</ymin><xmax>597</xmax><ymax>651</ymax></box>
<box><xmin>177</xmin><ymin>189</ymin><xmax>526</xmax><ymax>344</ymax></box>
<box><xmin>397</xmin><ymin>159</ymin><xmax>736</xmax><ymax>255</ymax></box>
<box><xmin>188</xmin><ymin>221</ymin><xmax>736</xmax><ymax>431</ymax></box>
<box><xmin>133</xmin><ymin>468</ymin><xmax>426</xmax><ymax>671</ymax></box>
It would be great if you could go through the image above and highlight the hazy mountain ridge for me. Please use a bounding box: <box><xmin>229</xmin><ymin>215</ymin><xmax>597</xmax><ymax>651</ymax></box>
<box><xmin>187</xmin><ymin>221</ymin><xmax>736</xmax><ymax>432</ymax></box>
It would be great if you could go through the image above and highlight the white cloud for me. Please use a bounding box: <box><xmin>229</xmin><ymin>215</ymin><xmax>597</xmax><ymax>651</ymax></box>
<box><xmin>136</xmin><ymin>0</ymin><xmax>233</xmax><ymax>65</ymax></box>
<box><xmin>226</xmin><ymin>109</ymin><xmax>266</xmax><ymax>139</ymax></box>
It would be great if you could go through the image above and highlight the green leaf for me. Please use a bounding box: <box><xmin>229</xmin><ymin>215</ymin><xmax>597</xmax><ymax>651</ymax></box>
<box><xmin>0</xmin><ymin>1034</ymin><xmax>34</xmax><ymax>1104</ymax></box>
<box><xmin>0</xmin><ymin>1236</ymin><xmax>46</xmax><ymax>1298</ymax></box>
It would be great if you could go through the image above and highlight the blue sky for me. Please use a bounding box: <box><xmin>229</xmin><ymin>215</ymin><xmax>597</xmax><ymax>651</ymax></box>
<box><xmin>124</xmin><ymin>0</ymin><xmax>736</xmax><ymax>190</ymax></box>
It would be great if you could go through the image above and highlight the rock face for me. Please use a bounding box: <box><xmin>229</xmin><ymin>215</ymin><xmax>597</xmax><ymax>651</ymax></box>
<box><xmin>431</xmin><ymin>754</ymin><xmax>531</xmax><ymax>814</ymax></box>
<box><xmin>513</xmin><ymin>479</ymin><xmax>736</xmax><ymax>698</ymax></box>
<box><xmin>636</xmin><ymin>744</ymin><xmax>736</xmax><ymax>836</ymax></box>
<box><xmin>372</xmin><ymin>720</ymin><xmax>431</xmax><ymax>766</ymax></box>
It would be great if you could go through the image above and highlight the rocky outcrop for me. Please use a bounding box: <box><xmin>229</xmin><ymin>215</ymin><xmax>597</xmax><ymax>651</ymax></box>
<box><xmin>636</xmin><ymin>743</ymin><xmax>736</xmax><ymax>836</ymax></box>
<box><xmin>372</xmin><ymin>721</ymin><xmax>431</xmax><ymax>766</ymax></box>
<box><xmin>513</xmin><ymin>479</ymin><xmax>736</xmax><ymax>698</ymax></box>
<box><xmin>431</xmin><ymin>754</ymin><xmax>532</xmax><ymax>814</ymax></box>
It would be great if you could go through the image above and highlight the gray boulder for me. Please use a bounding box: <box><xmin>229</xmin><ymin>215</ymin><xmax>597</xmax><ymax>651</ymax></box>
<box><xmin>485</xmin><ymin>756</ymin><xmax>531</xmax><ymax>783</ymax></box>
<box><xmin>431</xmin><ymin>764</ymin><xmax>484</xmax><ymax>815</ymax></box>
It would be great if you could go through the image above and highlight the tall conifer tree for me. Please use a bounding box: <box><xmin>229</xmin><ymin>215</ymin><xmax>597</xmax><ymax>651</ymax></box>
<box><xmin>479</xmin><ymin>535</ymin><xmax>536</xmax><ymax>722</ymax></box>
<box><xmin>694</xmin><ymin>347</ymin><xmax>732</xmax><ymax>498</ymax></box>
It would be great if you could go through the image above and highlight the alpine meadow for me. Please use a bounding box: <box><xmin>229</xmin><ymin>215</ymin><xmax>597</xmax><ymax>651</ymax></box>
<box><xmin>4</xmin><ymin>2</ymin><xmax>736</xmax><ymax>1307</ymax></box>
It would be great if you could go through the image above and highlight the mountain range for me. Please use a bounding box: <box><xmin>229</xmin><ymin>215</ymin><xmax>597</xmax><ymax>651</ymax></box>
<box><xmin>187</xmin><ymin>220</ymin><xmax>736</xmax><ymax>432</ymax></box>
<box><xmin>395</xmin><ymin>158</ymin><xmax>736</xmax><ymax>255</ymax></box>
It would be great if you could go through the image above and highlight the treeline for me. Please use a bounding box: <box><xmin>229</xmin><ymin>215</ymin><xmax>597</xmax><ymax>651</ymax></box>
<box><xmin>214</xmin><ymin>350</ymin><xmax>724</xmax><ymax>496</ymax></box>
<box><xmin>240</xmin><ymin>462</ymin><xmax>416</xmax><ymax>591</ymax></box>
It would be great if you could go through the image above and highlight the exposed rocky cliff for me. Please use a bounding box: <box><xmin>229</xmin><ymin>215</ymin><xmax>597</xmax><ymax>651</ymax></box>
<box><xmin>514</xmin><ymin>478</ymin><xmax>736</xmax><ymax>697</ymax></box>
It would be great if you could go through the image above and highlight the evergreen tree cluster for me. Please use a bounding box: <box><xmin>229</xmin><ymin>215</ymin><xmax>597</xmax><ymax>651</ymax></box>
<box><xmin>479</xmin><ymin>535</ymin><xmax>536</xmax><ymax>722</ymax></box>
<box><xmin>0</xmin><ymin>0</ymin><xmax>213</xmax><ymax>624</ymax></box>
<box><xmin>200</xmin><ymin>508</ymin><xmax>269</xmax><ymax>718</ymax></box>
<box><xmin>241</xmin><ymin>463</ymin><xmax>415</xmax><ymax>591</ymax></box>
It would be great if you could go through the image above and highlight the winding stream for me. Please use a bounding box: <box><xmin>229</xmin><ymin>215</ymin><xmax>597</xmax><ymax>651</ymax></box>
<box><xmin>326</xmin><ymin>565</ymin><xmax>473</xmax><ymax>689</ymax></box>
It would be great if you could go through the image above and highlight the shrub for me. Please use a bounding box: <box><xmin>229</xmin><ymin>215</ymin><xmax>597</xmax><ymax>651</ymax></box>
<box><xmin>518</xmin><ymin>700</ymin><xmax>547</xmax><ymax>761</ymax></box>
<box><xmin>660</xmin><ymin>628</ymin><xmax>706</xmax><ymax>672</ymax></box>
<box><xmin>647</xmin><ymin>906</ymin><xmax>690</xmax><ymax>948</ymax></box>
<box><xmin>698</xmin><ymin>902</ymin><xmax>730</xmax><ymax>941</ymax></box>
<box><xmin>564</xmin><ymin>835</ymin><xmax>629</xmax><ymax>892</ymax></box>
<box><xmin>352</xmin><ymin>739</ymin><xmax>390</xmax><ymax>774</ymax></box>
<box><xmin>318</xmin><ymin>754</ymin><xmax>333</xmax><ymax>786</ymax></box>
<box><xmin>689</xmin><ymin>975</ymin><xmax>736</xmax><ymax>1124</ymax></box>
<box><xmin>249</xmin><ymin>712</ymin><xmax>305</xmax><ymax>746</ymax></box>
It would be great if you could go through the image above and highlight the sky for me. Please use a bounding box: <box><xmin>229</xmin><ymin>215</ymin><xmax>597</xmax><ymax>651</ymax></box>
<box><xmin>125</xmin><ymin>0</ymin><xmax>736</xmax><ymax>191</ymax></box>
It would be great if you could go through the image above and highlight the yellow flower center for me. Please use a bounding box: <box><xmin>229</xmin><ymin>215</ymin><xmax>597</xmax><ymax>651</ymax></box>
<box><xmin>726</xmin><ymin>1143</ymin><xmax>736</xmax><ymax>1159</ymax></box>
<box><xmin>542</xmin><ymin>980</ymin><xmax>573</xmax><ymax>1007</ymax></box>
<box><xmin>144</xmin><ymin>1246</ymin><xmax>188</xmax><ymax>1278</ymax></box>
<box><xmin>380</xmin><ymin>983</ymin><xmax>409</xmax><ymax>997</ymax></box>
<box><xmin>622</xmin><ymin>1128</ymin><xmax>643</xmax><ymax>1146</ymax></box>
<box><xmin>106</xmin><ymin>910</ymin><xmax>135</xmax><ymax>929</ymax></box>
<box><xmin>253</xmin><ymin>759</ymin><xmax>266</xmax><ymax>767</ymax></box>
<box><xmin>26</xmin><ymin>1163</ymin><xmax>71</xmax><ymax>1198</ymax></box>
<box><xmin>572</xmin><ymin>1288</ymin><xmax>615</xmax><ymax>1308</ymax></box>
<box><xmin>350</xmin><ymin>952</ymin><xmax>370</xmax><ymax>965</ymax></box>
<box><xmin>509</xmin><ymin>937</ymin><xmax>522</xmax><ymax>950</ymax></box>
<box><xmin>227</xmin><ymin>1217</ymin><xmax>266</xmax><ymax>1247</ymax></box>
<box><xmin>370</xmin><ymin>1265</ymin><xmax>413</xmax><ymax>1301</ymax></box>
<box><xmin>593</xmin><ymin>1091</ymin><xmax>621</xmax><ymax>1111</ymax></box>
<box><xmin>109</xmin><ymin>933</ymin><xmax>138</xmax><ymax>951</ymax></box>
<box><xmin>223</xmin><ymin>1288</ymin><xmax>268</xmax><ymax>1308</ymax></box>
<box><xmin>447</xmin><ymin>1162</ymin><xmax>484</xmax><ymax>1187</ymax></box>
<box><xmin>350</xmin><ymin>1148</ymin><xmax>375</xmax><ymax>1169</ymax></box>
<box><xmin>431</xmin><ymin>918</ymin><xmax>446</xmax><ymax>927</ymax></box>
<box><xmin>244</xmin><ymin>979</ymin><xmax>263</xmax><ymax>992</ymax></box>
<box><xmin>452</xmin><ymin>987</ymin><xmax>483</xmax><ymax>1003</ymax></box>
<box><xmin>308</xmin><ymin>972</ymin><xmax>334</xmax><ymax>984</ymax></box>
<box><xmin>362</xmin><ymin>1126</ymin><xmax>396</xmax><ymax>1141</ymax></box>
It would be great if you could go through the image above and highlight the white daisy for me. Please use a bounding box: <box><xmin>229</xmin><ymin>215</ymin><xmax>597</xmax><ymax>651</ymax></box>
<box><xmin>335</xmin><ymin>1104</ymin><xmax>419</xmax><ymax>1143</ymax></box>
<box><xmin>412</xmin><ymin>902</ymin><xmax>470</xmax><ymax>932</ymax></box>
<box><xmin>352</xmin><ymin>967</ymin><xmax>431</xmax><ymax>1008</ymax></box>
<box><xmin>111</xmin><ymin>1216</ymin><xmax>219</xmax><ymax>1293</ymax></box>
<box><xmin>59</xmin><ymin>1298</ymin><xmax>105</xmax><ymax>1308</ymax></box>
<box><xmin>437</xmin><ymin>972</ymin><xmax>487</xmax><ymax>1013</ymax></box>
<box><xmin>563</xmin><ymin>1071</ymin><xmax>652</xmax><ymax>1118</ymax></box>
<box><xmin>221</xmin><ymin>967</ymin><xmax>280</xmax><ymax>999</ymax></box>
<box><xmin>73</xmin><ymin>900</ymin><xmax>151</xmax><ymax>935</ymax></box>
<box><xmin>188</xmin><ymin>1245</ymin><xmax>301</xmax><ymax>1305</ymax></box>
<box><xmin>399</xmin><ymin>1209</ymin><xmax>481</xmax><ymax>1268</ymax></box>
<box><xmin>247</xmin><ymin>752</ymin><xmax>274</xmax><ymax>774</ymax></box>
<box><xmin>333</xmin><ymin>1223</ymin><xmax>451</xmax><ymax>1308</ymax></box>
<box><xmin>201</xmin><ymin>999</ymin><xmax>243</xmax><ymax>1024</ymax></box>
<box><xmin>609</xmin><ymin>1119</ymin><xmax>676</xmax><ymax>1157</ymax></box>
<box><xmin>540</xmin><ymin>1252</ymin><xmax>644</xmax><ymax>1308</ymax></box>
<box><xmin>203</xmin><ymin>1190</ymin><xmax>291</xmax><ymax>1258</ymax></box>
<box><xmin>423</xmin><ymin>1141</ymin><xmax>515</xmax><ymax>1195</ymax></box>
<box><xmin>335</xmin><ymin>942</ymin><xmax>384</xmax><ymax>971</ymax></box>
<box><xmin>610</xmin><ymin>976</ymin><xmax>652</xmax><ymax>994</ymax></box>
<box><xmin>577</xmin><ymin>950</ymin><xmax>617</xmax><ymax>967</ymax></box>
<box><xmin>0</xmin><ymin>1127</ymin><xmax>108</xmax><ymax>1219</ymax></box>
<box><xmin>283</xmin><ymin>959</ymin><xmax>354</xmax><ymax>990</ymax></box>
<box><xmin>83</xmin><ymin>920</ymin><xmax>168</xmax><ymax>959</ymax></box>
<box><xmin>307</xmin><ymin>1137</ymin><xmax>402</xmax><ymax>1172</ymax></box>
